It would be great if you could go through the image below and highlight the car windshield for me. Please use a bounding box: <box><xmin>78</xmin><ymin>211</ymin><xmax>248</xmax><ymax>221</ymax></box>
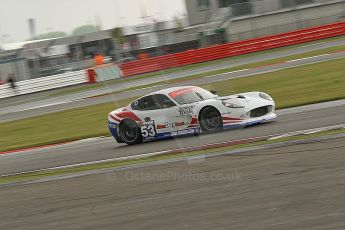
<box><xmin>169</xmin><ymin>87</ymin><xmax>216</xmax><ymax>105</ymax></box>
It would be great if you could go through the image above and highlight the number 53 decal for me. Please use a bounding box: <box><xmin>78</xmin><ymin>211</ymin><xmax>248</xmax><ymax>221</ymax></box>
<box><xmin>141</xmin><ymin>121</ymin><xmax>156</xmax><ymax>138</ymax></box>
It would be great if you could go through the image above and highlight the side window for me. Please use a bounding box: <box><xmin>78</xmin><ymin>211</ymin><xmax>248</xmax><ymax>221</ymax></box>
<box><xmin>131</xmin><ymin>99</ymin><xmax>141</xmax><ymax>110</ymax></box>
<box><xmin>131</xmin><ymin>96</ymin><xmax>159</xmax><ymax>111</ymax></box>
<box><xmin>218</xmin><ymin>0</ymin><xmax>252</xmax><ymax>17</ymax></box>
<box><xmin>219</xmin><ymin>0</ymin><xmax>230</xmax><ymax>8</ymax></box>
<box><xmin>281</xmin><ymin>0</ymin><xmax>313</xmax><ymax>8</ymax></box>
<box><xmin>131</xmin><ymin>94</ymin><xmax>175</xmax><ymax>110</ymax></box>
<box><xmin>197</xmin><ymin>0</ymin><xmax>210</xmax><ymax>11</ymax></box>
<box><xmin>153</xmin><ymin>94</ymin><xmax>176</xmax><ymax>109</ymax></box>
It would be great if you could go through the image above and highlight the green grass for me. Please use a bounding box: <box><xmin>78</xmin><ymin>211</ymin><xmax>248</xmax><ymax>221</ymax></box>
<box><xmin>76</xmin><ymin>44</ymin><xmax>345</xmax><ymax>98</ymax></box>
<box><xmin>201</xmin><ymin>58</ymin><xmax>345</xmax><ymax>108</ymax></box>
<box><xmin>109</xmin><ymin>44</ymin><xmax>345</xmax><ymax>95</ymax></box>
<box><xmin>48</xmin><ymin>35</ymin><xmax>345</xmax><ymax>97</ymax></box>
<box><xmin>1</xmin><ymin>58</ymin><xmax>345</xmax><ymax>152</ymax></box>
<box><xmin>0</xmin><ymin>97</ymin><xmax>135</xmax><ymax>152</ymax></box>
<box><xmin>1</xmin><ymin>128</ymin><xmax>344</xmax><ymax>184</ymax></box>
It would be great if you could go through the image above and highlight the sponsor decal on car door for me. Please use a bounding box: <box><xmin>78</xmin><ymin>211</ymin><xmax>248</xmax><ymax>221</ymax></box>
<box><xmin>173</xmin><ymin>104</ymin><xmax>196</xmax><ymax>131</ymax></box>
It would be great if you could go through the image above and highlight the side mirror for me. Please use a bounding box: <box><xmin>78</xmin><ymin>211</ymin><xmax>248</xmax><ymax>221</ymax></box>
<box><xmin>210</xmin><ymin>90</ymin><xmax>218</xmax><ymax>95</ymax></box>
<box><xmin>163</xmin><ymin>100</ymin><xmax>176</xmax><ymax>108</ymax></box>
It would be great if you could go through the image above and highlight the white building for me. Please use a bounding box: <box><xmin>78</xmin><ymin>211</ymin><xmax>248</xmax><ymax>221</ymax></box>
<box><xmin>185</xmin><ymin>0</ymin><xmax>345</xmax><ymax>41</ymax></box>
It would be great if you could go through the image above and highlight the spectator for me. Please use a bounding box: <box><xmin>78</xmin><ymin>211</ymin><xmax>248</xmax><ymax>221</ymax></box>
<box><xmin>94</xmin><ymin>54</ymin><xmax>105</xmax><ymax>66</ymax></box>
<box><xmin>7</xmin><ymin>74</ymin><xmax>18</xmax><ymax>94</ymax></box>
<box><xmin>137</xmin><ymin>51</ymin><xmax>150</xmax><ymax>60</ymax></box>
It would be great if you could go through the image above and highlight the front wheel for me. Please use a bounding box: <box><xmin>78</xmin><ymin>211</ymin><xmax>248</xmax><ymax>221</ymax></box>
<box><xmin>199</xmin><ymin>107</ymin><xmax>223</xmax><ymax>132</ymax></box>
<box><xmin>118</xmin><ymin>119</ymin><xmax>142</xmax><ymax>145</ymax></box>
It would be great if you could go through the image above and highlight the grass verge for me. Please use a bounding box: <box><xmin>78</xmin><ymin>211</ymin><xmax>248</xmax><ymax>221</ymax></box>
<box><xmin>1</xmin><ymin>58</ymin><xmax>345</xmax><ymax>152</ymax></box>
<box><xmin>1</xmin><ymin>128</ymin><xmax>344</xmax><ymax>184</ymax></box>
<box><xmin>109</xmin><ymin>44</ymin><xmax>345</xmax><ymax>95</ymax></box>
<box><xmin>48</xmin><ymin>36</ymin><xmax>345</xmax><ymax>97</ymax></box>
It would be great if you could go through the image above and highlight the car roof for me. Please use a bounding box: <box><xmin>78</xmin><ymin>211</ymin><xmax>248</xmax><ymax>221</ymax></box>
<box><xmin>127</xmin><ymin>86</ymin><xmax>200</xmax><ymax>107</ymax></box>
<box><xmin>148</xmin><ymin>86</ymin><xmax>199</xmax><ymax>96</ymax></box>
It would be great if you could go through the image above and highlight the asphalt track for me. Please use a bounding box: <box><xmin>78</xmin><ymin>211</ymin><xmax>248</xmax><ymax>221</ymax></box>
<box><xmin>1</xmin><ymin>136</ymin><xmax>345</xmax><ymax>229</ymax></box>
<box><xmin>1</xmin><ymin>40</ymin><xmax>345</xmax><ymax>230</ymax></box>
<box><xmin>1</xmin><ymin>100</ymin><xmax>344</xmax><ymax>176</ymax></box>
<box><xmin>1</xmin><ymin>50</ymin><xmax>345</xmax><ymax>122</ymax></box>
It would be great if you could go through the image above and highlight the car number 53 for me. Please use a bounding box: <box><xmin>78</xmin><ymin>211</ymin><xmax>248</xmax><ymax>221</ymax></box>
<box><xmin>141</xmin><ymin>124</ymin><xmax>156</xmax><ymax>138</ymax></box>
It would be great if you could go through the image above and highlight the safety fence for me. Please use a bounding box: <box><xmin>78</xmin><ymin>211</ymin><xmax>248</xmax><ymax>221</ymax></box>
<box><xmin>119</xmin><ymin>21</ymin><xmax>345</xmax><ymax>77</ymax></box>
<box><xmin>1</xmin><ymin>22</ymin><xmax>344</xmax><ymax>99</ymax></box>
<box><xmin>0</xmin><ymin>71</ymin><xmax>88</xmax><ymax>99</ymax></box>
<box><xmin>0</xmin><ymin>64</ymin><xmax>122</xmax><ymax>99</ymax></box>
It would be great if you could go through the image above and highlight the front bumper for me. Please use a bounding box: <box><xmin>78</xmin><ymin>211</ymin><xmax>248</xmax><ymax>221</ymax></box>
<box><xmin>108</xmin><ymin>122</ymin><xmax>123</xmax><ymax>143</ymax></box>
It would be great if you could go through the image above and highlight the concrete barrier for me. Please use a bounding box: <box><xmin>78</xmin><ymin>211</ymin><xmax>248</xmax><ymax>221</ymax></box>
<box><xmin>0</xmin><ymin>70</ymin><xmax>87</xmax><ymax>99</ymax></box>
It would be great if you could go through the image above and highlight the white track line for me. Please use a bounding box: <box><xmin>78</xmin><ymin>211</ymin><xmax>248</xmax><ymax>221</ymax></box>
<box><xmin>2</xmin><ymin>123</ymin><xmax>344</xmax><ymax>178</ymax></box>
<box><xmin>286</xmin><ymin>53</ymin><xmax>331</xmax><ymax>63</ymax></box>
<box><xmin>202</xmin><ymin>69</ymin><xmax>250</xmax><ymax>79</ymax></box>
<box><xmin>267</xmin><ymin>124</ymin><xmax>345</xmax><ymax>140</ymax></box>
<box><xmin>124</xmin><ymin>84</ymin><xmax>167</xmax><ymax>93</ymax></box>
<box><xmin>300</xmin><ymin>42</ymin><xmax>326</xmax><ymax>48</ymax></box>
<box><xmin>12</xmin><ymin>98</ymin><xmax>86</xmax><ymax>113</ymax></box>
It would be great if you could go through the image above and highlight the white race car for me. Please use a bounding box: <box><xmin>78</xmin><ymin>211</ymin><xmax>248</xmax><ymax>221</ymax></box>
<box><xmin>108</xmin><ymin>86</ymin><xmax>277</xmax><ymax>144</ymax></box>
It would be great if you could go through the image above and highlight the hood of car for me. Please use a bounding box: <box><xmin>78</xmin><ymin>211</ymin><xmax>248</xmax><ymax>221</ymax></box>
<box><xmin>217</xmin><ymin>94</ymin><xmax>248</xmax><ymax>100</ymax></box>
<box><xmin>218</xmin><ymin>94</ymin><xmax>274</xmax><ymax>110</ymax></box>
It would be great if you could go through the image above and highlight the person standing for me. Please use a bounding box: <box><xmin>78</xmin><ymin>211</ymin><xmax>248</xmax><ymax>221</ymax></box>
<box><xmin>7</xmin><ymin>73</ymin><xmax>18</xmax><ymax>94</ymax></box>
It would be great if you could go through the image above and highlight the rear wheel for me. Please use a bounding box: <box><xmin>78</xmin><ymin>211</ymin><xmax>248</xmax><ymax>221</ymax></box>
<box><xmin>119</xmin><ymin>119</ymin><xmax>142</xmax><ymax>145</ymax></box>
<box><xmin>199</xmin><ymin>107</ymin><xmax>223</xmax><ymax>132</ymax></box>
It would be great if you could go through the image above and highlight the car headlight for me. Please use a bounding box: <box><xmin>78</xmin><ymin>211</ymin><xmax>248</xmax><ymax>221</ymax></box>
<box><xmin>222</xmin><ymin>101</ymin><xmax>244</xmax><ymax>108</ymax></box>
<box><xmin>259</xmin><ymin>92</ymin><xmax>273</xmax><ymax>101</ymax></box>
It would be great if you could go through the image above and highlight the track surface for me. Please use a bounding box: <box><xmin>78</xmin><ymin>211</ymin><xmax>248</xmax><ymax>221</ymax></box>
<box><xmin>1</xmin><ymin>100</ymin><xmax>344</xmax><ymax>176</ymax></box>
<box><xmin>1</xmin><ymin>40</ymin><xmax>345</xmax><ymax>229</ymax></box>
<box><xmin>1</xmin><ymin>39</ymin><xmax>345</xmax><ymax>122</ymax></box>
<box><xmin>1</xmin><ymin>137</ymin><xmax>345</xmax><ymax>229</ymax></box>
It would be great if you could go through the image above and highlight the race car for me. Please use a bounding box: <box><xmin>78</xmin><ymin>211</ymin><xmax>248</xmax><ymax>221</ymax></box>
<box><xmin>108</xmin><ymin>86</ymin><xmax>277</xmax><ymax>145</ymax></box>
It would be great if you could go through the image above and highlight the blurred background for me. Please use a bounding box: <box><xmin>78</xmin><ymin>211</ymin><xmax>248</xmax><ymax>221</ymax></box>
<box><xmin>1</xmin><ymin>2</ymin><xmax>345</xmax><ymax>228</ymax></box>
<box><xmin>0</xmin><ymin>0</ymin><xmax>344</xmax><ymax>82</ymax></box>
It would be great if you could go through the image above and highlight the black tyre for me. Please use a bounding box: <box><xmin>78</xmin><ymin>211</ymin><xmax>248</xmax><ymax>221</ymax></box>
<box><xmin>118</xmin><ymin>119</ymin><xmax>142</xmax><ymax>145</ymax></box>
<box><xmin>199</xmin><ymin>107</ymin><xmax>223</xmax><ymax>132</ymax></box>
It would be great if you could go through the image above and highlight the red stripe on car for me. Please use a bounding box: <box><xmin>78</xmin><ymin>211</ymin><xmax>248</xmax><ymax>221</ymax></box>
<box><xmin>157</xmin><ymin>124</ymin><xmax>166</xmax><ymax>129</ymax></box>
<box><xmin>190</xmin><ymin>117</ymin><xmax>198</xmax><ymax>125</ymax></box>
<box><xmin>116</xmin><ymin>111</ymin><xmax>142</xmax><ymax>121</ymax></box>
<box><xmin>109</xmin><ymin>114</ymin><xmax>121</xmax><ymax>122</ymax></box>
<box><xmin>169</xmin><ymin>86</ymin><xmax>197</xmax><ymax>98</ymax></box>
